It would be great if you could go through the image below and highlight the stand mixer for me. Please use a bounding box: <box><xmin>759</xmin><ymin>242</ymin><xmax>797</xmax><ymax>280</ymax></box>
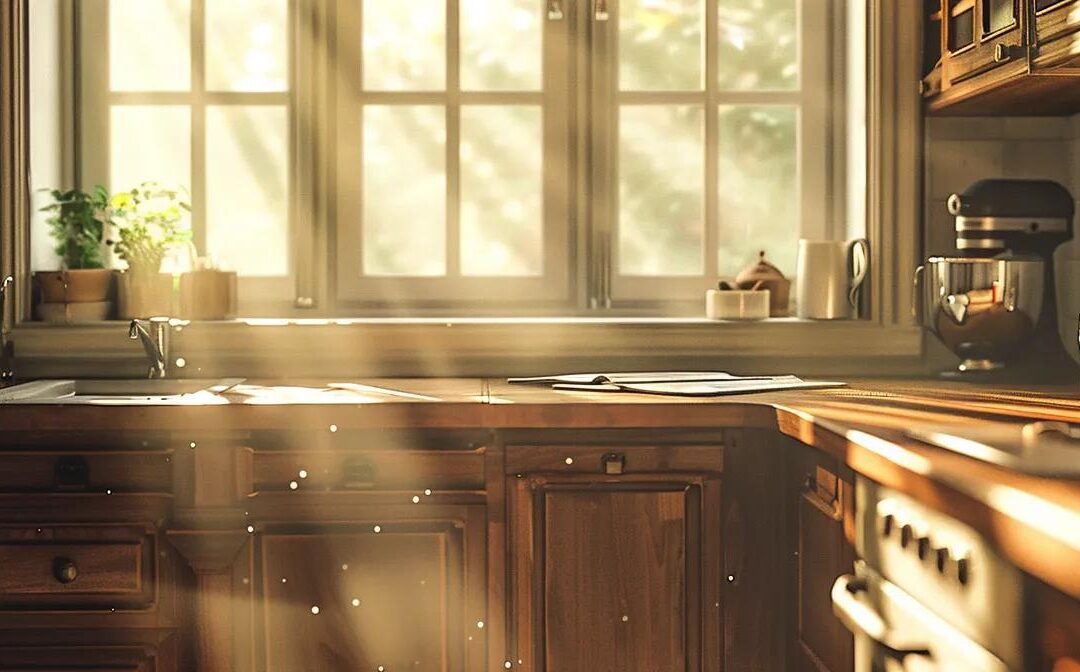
<box><xmin>915</xmin><ymin>179</ymin><xmax>1080</xmax><ymax>382</ymax></box>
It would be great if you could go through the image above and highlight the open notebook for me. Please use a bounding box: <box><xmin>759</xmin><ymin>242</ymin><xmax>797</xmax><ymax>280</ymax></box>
<box><xmin>508</xmin><ymin>372</ymin><xmax>846</xmax><ymax>397</ymax></box>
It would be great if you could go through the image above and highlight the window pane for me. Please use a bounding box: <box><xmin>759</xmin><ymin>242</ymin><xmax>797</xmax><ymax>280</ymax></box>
<box><xmin>461</xmin><ymin>106</ymin><xmax>543</xmax><ymax>276</ymax></box>
<box><xmin>110</xmin><ymin>106</ymin><xmax>191</xmax><ymax>193</ymax></box>
<box><xmin>717</xmin><ymin>105</ymin><xmax>798</xmax><ymax>277</ymax></box>
<box><xmin>206</xmin><ymin>106</ymin><xmax>289</xmax><ymax>277</ymax></box>
<box><xmin>363</xmin><ymin>106</ymin><xmax>446</xmax><ymax>276</ymax></box>
<box><xmin>620</xmin><ymin>0</ymin><xmax>704</xmax><ymax>91</ymax></box>
<box><xmin>206</xmin><ymin>0</ymin><xmax>288</xmax><ymax>92</ymax></box>
<box><xmin>110</xmin><ymin>0</ymin><xmax>191</xmax><ymax>91</ymax></box>
<box><xmin>718</xmin><ymin>0</ymin><xmax>798</xmax><ymax>91</ymax></box>
<box><xmin>363</xmin><ymin>0</ymin><xmax>445</xmax><ymax>91</ymax></box>
<box><xmin>461</xmin><ymin>0</ymin><xmax>542</xmax><ymax>91</ymax></box>
<box><xmin>619</xmin><ymin>106</ymin><xmax>703</xmax><ymax>276</ymax></box>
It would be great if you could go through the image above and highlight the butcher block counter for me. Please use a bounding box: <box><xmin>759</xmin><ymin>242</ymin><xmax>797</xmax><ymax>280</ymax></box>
<box><xmin>0</xmin><ymin>377</ymin><xmax>1078</xmax><ymax>672</ymax></box>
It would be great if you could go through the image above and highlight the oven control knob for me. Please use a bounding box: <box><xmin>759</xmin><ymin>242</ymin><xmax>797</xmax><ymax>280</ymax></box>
<box><xmin>917</xmin><ymin>536</ymin><xmax>931</xmax><ymax>561</ymax></box>
<box><xmin>956</xmin><ymin>556</ymin><xmax>971</xmax><ymax>585</ymax></box>
<box><xmin>935</xmin><ymin>547</ymin><xmax>951</xmax><ymax>574</ymax></box>
<box><xmin>900</xmin><ymin>524</ymin><xmax>914</xmax><ymax>549</ymax></box>
<box><xmin>881</xmin><ymin>514</ymin><xmax>895</xmax><ymax>537</ymax></box>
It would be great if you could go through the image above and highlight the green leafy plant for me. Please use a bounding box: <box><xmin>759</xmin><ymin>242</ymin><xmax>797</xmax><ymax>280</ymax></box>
<box><xmin>39</xmin><ymin>186</ymin><xmax>111</xmax><ymax>269</ymax></box>
<box><xmin>107</xmin><ymin>182</ymin><xmax>193</xmax><ymax>276</ymax></box>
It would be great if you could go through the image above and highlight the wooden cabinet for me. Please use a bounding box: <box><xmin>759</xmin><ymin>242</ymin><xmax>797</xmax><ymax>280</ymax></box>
<box><xmin>923</xmin><ymin>0</ymin><xmax>1080</xmax><ymax>114</ymax></box>
<box><xmin>0</xmin><ymin>438</ymin><xmax>184</xmax><ymax>672</ymax></box>
<box><xmin>504</xmin><ymin>439</ymin><xmax>723</xmax><ymax>672</ymax></box>
<box><xmin>788</xmin><ymin>446</ymin><xmax>854</xmax><ymax>672</ymax></box>
<box><xmin>240</xmin><ymin>432</ymin><xmax>490</xmax><ymax>672</ymax></box>
<box><xmin>259</xmin><ymin>517</ymin><xmax>485</xmax><ymax>672</ymax></box>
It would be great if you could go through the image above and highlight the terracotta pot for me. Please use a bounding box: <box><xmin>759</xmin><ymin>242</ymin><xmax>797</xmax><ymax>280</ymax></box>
<box><xmin>34</xmin><ymin>269</ymin><xmax>114</xmax><ymax>303</ymax></box>
<box><xmin>118</xmin><ymin>272</ymin><xmax>174</xmax><ymax>319</ymax></box>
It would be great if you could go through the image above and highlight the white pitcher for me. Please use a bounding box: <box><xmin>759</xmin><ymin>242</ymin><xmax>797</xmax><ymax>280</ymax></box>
<box><xmin>796</xmin><ymin>238</ymin><xmax>869</xmax><ymax>319</ymax></box>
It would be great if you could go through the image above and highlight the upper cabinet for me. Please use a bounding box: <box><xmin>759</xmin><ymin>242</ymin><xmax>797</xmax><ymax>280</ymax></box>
<box><xmin>923</xmin><ymin>0</ymin><xmax>1080</xmax><ymax>114</ymax></box>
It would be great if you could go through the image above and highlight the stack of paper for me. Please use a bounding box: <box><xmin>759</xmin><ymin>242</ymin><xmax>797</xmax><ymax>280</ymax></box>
<box><xmin>507</xmin><ymin>372</ymin><xmax>846</xmax><ymax>397</ymax></box>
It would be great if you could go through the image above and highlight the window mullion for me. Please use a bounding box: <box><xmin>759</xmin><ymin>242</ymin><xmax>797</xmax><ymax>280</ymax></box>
<box><xmin>587</xmin><ymin>0</ymin><xmax>615</xmax><ymax>310</ymax></box>
<box><xmin>191</xmin><ymin>0</ymin><xmax>207</xmax><ymax>256</ymax></box>
<box><xmin>705</xmin><ymin>0</ymin><xmax>719</xmax><ymax>283</ymax></box>
<box><xmin>446</xmin><ymin>0</ymin><xmax>461</xmax><ymax>279</ymax></box>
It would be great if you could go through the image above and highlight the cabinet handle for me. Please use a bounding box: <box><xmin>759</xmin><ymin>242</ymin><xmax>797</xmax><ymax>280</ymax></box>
<box><xmin>831</xmin><ymin>575</ymin><xmax>931</xmax><ymax>661</ymax></box>
<box><xmin>342</xmin><ymin>458</ymin><xmax>378</xmax><ymax>490</ymax></box>
<box><xmin>594</xmin><ymin>0</ymin><xmax>609</xmax><ymax>21</ymax></box>
<box><xmin>802</xmin><ymin>472</ymin><xmax>843</xmax><ymax>521</ymax></box>
<box><xmin>547</xmin><ymin>0</ymin><xmax>564</xmax><ymax>20</ymax></box>
<box><xmin>601</xmin><ymin>452</ymin><xmax>625</xmax><ymax>475</ymax></box>
<box><xmin>53</xmin><ymin>557</ymin><xmax>78</xmax><ymax>584</ymax></box>
<box><xmin>994</xmin><ymin>43</ymin><xmax>1025</xmax><ymax>63</ymax></box>
<box><xmin>54</xmin><ymin>455</ymin><xmax>90</xmax><ymax>490</ymax></box>
<box><xmin>912</xmin><ymin>264</ymin><xmax>924</xmax><ymax>323</ymax></box>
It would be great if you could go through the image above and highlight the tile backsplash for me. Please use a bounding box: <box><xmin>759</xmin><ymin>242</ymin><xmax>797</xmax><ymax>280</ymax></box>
<box><xmin>923</xmin><ymin>116</ymin><xmax>1080</xmax><ymax>354</ymax></box>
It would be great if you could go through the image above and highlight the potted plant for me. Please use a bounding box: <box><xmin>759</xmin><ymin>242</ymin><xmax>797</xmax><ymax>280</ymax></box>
<box><xmin>108</xmin><ymin>182</ymin><xmax>192</xmax><ymax>319</ymax></box>
<box><xmin>34</xmin><ymin>186</ymin><xmax>115</xmax><ymax>322</ymax></box>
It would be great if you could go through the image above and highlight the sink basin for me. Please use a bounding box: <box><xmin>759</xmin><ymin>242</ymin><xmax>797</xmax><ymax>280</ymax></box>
<box><xmin>0</xmin><ymin>378</ymin><xmax>244</xmax><ymax>404</ymax></box>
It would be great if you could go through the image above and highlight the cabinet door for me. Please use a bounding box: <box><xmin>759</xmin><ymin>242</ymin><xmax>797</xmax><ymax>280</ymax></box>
<box><xmin>507</xmin><ymin>474</ymin><xmax>722</xmax><ymax>672</ymax></box>
<box><xmin>259</xmin><ymin>509</ymin><xmax>485</xmax><ymax>672</ymax></box>
<box><xmin>791</xmin><ymin>459</ymin><xmax>854</xmax><ymax>672</ymax></box>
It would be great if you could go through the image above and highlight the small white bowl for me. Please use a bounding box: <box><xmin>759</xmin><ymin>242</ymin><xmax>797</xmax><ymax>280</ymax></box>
<box><xmin>706</xmin><ymin>289</ymin><xmax>770</xmax><ymax>320</ymax></box>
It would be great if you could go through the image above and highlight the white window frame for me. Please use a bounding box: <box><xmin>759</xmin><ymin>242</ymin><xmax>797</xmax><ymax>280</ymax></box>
<box><xmin>76</xmin><ymin>0</ymin><xmax>311</xmax><ymax>316</ymax></box>
<box><xmin>6</xmin><ymin>0</ymin><xmax>925</xmax><ymax>376</ymax></box>
<box><xmin>598</xmin><ymin>0</ymin><xmax>837</xmax><ymax>304</ymax></box>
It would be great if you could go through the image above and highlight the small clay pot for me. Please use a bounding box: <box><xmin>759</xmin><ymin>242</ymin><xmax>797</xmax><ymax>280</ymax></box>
<box><xmin>735</xmin><ymin>251</ymin><xmax>791</xmax><ymax>317</ymax></box>
<box><xmin>34</xmin><ymin>269</ymin><xmax>114</xmax><ymax>303</ymax></box>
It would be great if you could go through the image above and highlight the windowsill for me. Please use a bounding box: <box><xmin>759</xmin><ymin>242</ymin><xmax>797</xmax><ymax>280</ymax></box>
<box><xmin>11</xmin><ymin>318</ymin><xmax>925</xmax><ymax>379</ymax></box>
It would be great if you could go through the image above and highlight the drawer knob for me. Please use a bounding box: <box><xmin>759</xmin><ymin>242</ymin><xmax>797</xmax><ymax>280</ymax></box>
<box><xmin>601</xmin><ymin>453</ymin><xmax>625</xmax><ymax>475</ymax></box>
<box><xmin>53</xmin><ymin>557</ymin><xmax>78</xmax><ymax>584</ymax></box>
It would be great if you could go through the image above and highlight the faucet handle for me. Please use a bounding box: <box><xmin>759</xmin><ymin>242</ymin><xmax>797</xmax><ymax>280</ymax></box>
<box><xmin>128</xmin><ymin>319</ymin><xmax>142</xmax><ymax>340</ymax></box>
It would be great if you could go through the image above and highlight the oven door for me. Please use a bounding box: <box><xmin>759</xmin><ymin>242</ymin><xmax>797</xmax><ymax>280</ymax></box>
<box><xmin>831</xmin><ymin>566</ymin><xmax>1012</xmax><ymax>672</ymax></box>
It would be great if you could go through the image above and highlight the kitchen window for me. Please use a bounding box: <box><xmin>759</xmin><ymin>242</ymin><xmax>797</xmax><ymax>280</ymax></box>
<box><xmin>31</xmin><ymin>0</ymin><xmax>858</xmax><ymax>316</ymax></box>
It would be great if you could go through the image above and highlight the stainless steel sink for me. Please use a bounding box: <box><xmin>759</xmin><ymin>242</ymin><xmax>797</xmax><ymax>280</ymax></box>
<box><xmin>0</xmin><ymin>378</ymin><xmax>244</xmax><ymax>404</ymax></box>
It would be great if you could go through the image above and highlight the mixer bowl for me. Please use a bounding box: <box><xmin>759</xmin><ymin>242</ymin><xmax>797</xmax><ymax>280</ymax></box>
<box><xmin>916</xmin><ymin>257</ymin><xmax>1044</xmax><ymax>372</ymax></box>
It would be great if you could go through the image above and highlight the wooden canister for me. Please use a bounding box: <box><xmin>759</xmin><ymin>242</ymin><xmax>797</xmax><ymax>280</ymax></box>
<box><xmin>179</xmin><ymin>270</ymin><xmax>237</xmax><ymax>320</ymax></box>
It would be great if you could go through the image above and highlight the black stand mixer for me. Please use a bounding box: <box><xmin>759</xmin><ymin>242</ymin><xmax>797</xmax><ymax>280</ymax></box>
<box><xmin>915</xmin><ymin>179</ymin><xmax>1080</xmax><ymax>383</ymax></box>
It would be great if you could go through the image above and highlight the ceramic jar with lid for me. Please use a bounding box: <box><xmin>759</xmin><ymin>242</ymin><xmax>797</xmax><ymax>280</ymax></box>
<box><xmin>734</xmin><ymin>251</ymin><xmax>790</xmax><ymax>317</ymax></box>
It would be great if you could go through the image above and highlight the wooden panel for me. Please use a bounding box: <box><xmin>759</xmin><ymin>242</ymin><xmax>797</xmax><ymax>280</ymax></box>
<box><xmin>1033</xmin><ymin>577</ymin><xmax>1080</xmax><ymax>671</ymax></box>
<box><xmin>0</xmin><ymin>542</ymin><xmax>141</xmax><ymax>594</ymax></box>
<box><xmin>0</xmin><ymin>645</ymin><xmax>160</xmax><ymax>671</ymax></box>
<box><xmin>545</xmin><ymin>488</ymin><xmax>688</xmax><ymax>671</ymax></box>
<box><xmin>508</xmin><ymin>474</ymin><xmax>721</xmax><ymax>672</ymax></box>
<box><xmin>261</xmin><ymin>518</ymin><xmax>482</xmax><ymax>672</ymax></box>
<box><xmin>0</xmin><ymin>526</ymin><xmax>155</xmax><ymax>610</ymax></box>
<box><xmin>506</xmin><ymin>444</ymin><xmax>723</xmax><ymax>475</ymax></box>
<box><xmin>723</xmin><ymin>429</ymin><xmax>790</xmax><ymax>672</ymax></box>
<box><xmin>787</xmin><ymin>442</ymin><xmax>854</xmax><ymax>672</ymax></box>
<box><xmin>252</xmin><ymin>448</ymin><xmax>485</xmax><ymax>493</ymax></box>
<box><xmin>0</xmin><ymin>451</ymin><xmax>172</xmax><ymax>493</ymax></box>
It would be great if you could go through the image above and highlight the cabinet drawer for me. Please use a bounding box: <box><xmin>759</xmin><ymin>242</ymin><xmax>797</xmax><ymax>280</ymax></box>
<box><xmin>249</xmin><ymin>448</ymin><xmax>485</xmax><ymax>493</ymax></box>
<box><xmin>0</xmin><ymin>451</ymin><xmax>172</xmax><ymax>493</ymax></box>
<box><xmin>506</xmin><ymin>444</ymin><xmax>723</xmax><ymax>475</ymax></box>
<box><xmin>0</xmin><ymin>526</ymin><xmax>154</xmax><ymax>609</ymax></box>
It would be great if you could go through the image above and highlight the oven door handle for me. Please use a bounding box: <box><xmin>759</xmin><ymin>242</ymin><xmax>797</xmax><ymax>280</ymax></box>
<box><xmin>831</xmin><ymin>574</ymin><xmax>933</xmax><ymax>661</ymax></box>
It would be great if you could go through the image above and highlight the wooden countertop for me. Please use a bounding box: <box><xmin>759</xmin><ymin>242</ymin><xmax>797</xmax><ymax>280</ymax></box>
<box><xmin>3</xmin><ymin>377</ymin><xmax>1080</xmax><ymax>600</ymax></box>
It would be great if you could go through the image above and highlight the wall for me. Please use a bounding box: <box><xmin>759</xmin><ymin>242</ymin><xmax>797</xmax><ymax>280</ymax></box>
<box><xmin>28</xmin><ymin>0</ymin><xmax>67</xmax><ymax>272</ymax></box>
<box><xmin>924</xmin><ymin>116</ymin><xmax>1080</xmax><ymax>359</ymax></box>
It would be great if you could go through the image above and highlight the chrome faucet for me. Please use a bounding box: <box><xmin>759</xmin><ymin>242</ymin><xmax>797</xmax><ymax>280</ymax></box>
<box><xmin>128</xmin><ymin>317</ymin><xmax>170</xmax><ymax>379</ymax></box>
<box><xmin>0</xmin><ymin>276</ymin><xmax>13</xmax><ymax>381</ymax></box>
